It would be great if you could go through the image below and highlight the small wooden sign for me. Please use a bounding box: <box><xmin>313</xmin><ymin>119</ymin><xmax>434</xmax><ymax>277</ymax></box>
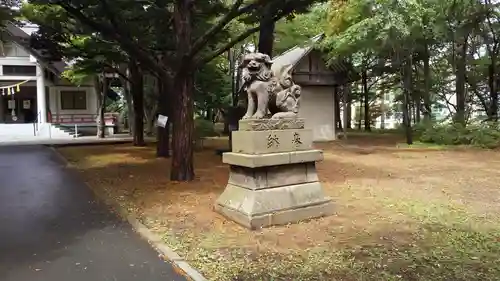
<box><xmin>156</xmin><ymin>114</ymin><xmax>168</xmax><ymax>128</ymax></box>
<box><xmin>23</xmin><ymin>100</ymin><xmax>30</xmax><ymax>109</ymax></box>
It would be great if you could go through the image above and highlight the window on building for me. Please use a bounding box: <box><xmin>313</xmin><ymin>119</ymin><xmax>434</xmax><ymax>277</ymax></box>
<box><xmin>0</xmin><ymin>42</ymin><xmax>29</xmax><ymax>57</ymax></box>
<box><xmin>60</xmin><ymin>90</ymin><xmax>87</xmax><ymax>110</ymax></box>
<box><xmin>2</xmin><ymin>65</ymin><xmax>37</xmax><ymax>76</ymax></box>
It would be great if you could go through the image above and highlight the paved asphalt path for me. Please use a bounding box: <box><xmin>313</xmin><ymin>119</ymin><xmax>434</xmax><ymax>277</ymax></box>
<box><xmin>0</xmin><ymin>145</ymin><xmax>187</xmax><ymax>281</ymax></box>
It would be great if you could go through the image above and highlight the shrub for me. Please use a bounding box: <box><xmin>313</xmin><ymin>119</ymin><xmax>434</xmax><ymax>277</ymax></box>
<box><xmin>194</xmin><ymin>119</ymin><xmax>218</xmax><ymax>139</ymax></box>
<box><xmin>417</xmin><ymin>121</ymin><xmax>500</xmax><ymax>148</ymax></box>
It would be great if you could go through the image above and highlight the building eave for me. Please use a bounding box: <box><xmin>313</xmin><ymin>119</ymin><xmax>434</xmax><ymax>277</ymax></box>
<box><xmin>3</xmin><ymin>22</ymin><xmax>68</xmax><ymax>76</ymax></box>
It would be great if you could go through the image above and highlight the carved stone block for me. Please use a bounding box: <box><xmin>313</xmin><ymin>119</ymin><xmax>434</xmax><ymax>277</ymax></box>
<box><xmin>239</xmin><ymin>118</ymin><xmax>305</xmax><ymax>131</ymax></box>
<box><xmin>232</xmin><ymin>129</ymin><xmax>312</xmax><ymax>154</ymax></box>
<box><xmin>227</xmin><ymin>163</ymin><xmax>320</xmax><ymax>190</ymax></box>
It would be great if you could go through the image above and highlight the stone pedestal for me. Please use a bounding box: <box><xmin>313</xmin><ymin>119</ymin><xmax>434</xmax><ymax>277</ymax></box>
<box><xmin>215</xmin><ymin>118</ymin><xmax>334</xmax><ymax>229</ymax></box>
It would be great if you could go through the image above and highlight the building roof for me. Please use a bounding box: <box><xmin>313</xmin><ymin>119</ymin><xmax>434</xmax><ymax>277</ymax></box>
<box><xmin>271</xmin><ymin>34</ymin><xmax>325</xmax><ymax>74</ymax></box>
<box><xmin>271</xmin><ymin>33</ymin><xmax>359</xmax><ymax>84</ymax></box>
<box><xmin>4</xmin><ymin>23</ymin><xmax>68</xmax><ymax>75</ymax></box>
<box><xmin>2</xmin><ymin>22</ymin><xmax>119</xmax><ymax>100</ymax></box>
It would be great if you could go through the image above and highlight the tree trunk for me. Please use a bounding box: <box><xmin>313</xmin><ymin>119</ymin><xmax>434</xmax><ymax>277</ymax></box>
<box><xmin>129</xmin><ymin>60</ymin><xmax>145</xmax><ymax>146</ymax></box>
<box><xmin>156</xmin><ymin>79</ymin><xmax>171</xmax><ymax>158</ymax></box>
<box><xmin>144</xmin><ymin>102</ymin><xmax>158</xmax><ymax>136</ymax></box>
<box><xmin>118</xmin><ymin>64</ymin><xmax>134</xmax><ymax>135</ymax></box>
<box><xmin>343</xmin><ymin>84</ymin><xmax>350</xmax><ymax>138</ymax></box>
<box><xmin>455</xmin><ymin>36</ymin><xmax>468</xmax><ymax>125</ymax></box>
<box><xmin>231</xmin><ymin>45</ymin><xmax>245</xmax><ymax>107</ymax></box>
<box><xmin>258</xmin><ymin>7</ymin><xmax>275</xmax><ymax>56</ymax></box>
<box><xmin>402</xmin><ymin>57</ymin><xmax>413</xmax><ymax>145</ymax></box>
<box><xmin>357</xmin><ymin>93</ymin><xmax>362</xmax><ymax>130</ymax></box>
<box><xmin>205</xmin><ymin>108</ymin><xmax>212</xmax><ymax>120</ymax></box>
<box><xmin>362</xmin><ymin>69</ymin><xmax>370</xmax><ymax>131</ymax></box>
<box><xmin>228</xmin><ymin>49</ymin><xmax>237</xmax><ymax>106</ymax></box>
<box><xmin>380</xmin><ymin>87</ymin><xmax>386</xmax><ymax>129</ymax></box>
<box><xmin>171</xmin><ymin>0</ymin><xmax>195</xmax><ymax>181</ymax></box>
<box><xmin>120</xmin><ymin>75</ymin><xmax>134</xmax><ymax>135</ymax></box>
<box><xmin>415</xmin><ymin>97</ymin><xmax>421</xmax><ymax>123</ymax></box>
<box><xmin>488</xmin><ymin>57</ymin><xmax>498</xmax><ymax>121</ymax></box>
<box><xmin>170</xmin><ymin>72</ymin><xmax>195</xmax><ymax>181</ymax></box>
<box><xmin>334</xmin><ymin>86</ymin><xmax>342</xmax><ymax>131</ymax></box>
<box><xmin>95</xmin><ymin>75</ymin><xmax>106</xmax><ymax>139</ymax></box>
<box><xmin>422</xmin><ymin>43</ymin><xmax>432</xmax><ymax>122</ymax></box>
<box><xmin>345</xmin><ymin>84</ymin><xmax>352</xmax><ymax>129</ymax></box>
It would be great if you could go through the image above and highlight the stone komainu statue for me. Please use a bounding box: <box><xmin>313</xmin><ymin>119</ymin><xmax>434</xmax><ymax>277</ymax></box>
<box><xmin>239</xmin><ymin>52</ymin><xmax>301</xmax><ymax>119</ymax></box>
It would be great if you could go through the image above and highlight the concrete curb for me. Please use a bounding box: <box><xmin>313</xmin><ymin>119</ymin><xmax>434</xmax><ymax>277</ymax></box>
<box><xmin>48</xmin><ymin>146</ymin><xmax>208</xmax><ymax>281</ymax></box>
<box><xmin>126</xmin><ymin>216</ymin><xmax>208</xmax><ymax>281</ymax></box>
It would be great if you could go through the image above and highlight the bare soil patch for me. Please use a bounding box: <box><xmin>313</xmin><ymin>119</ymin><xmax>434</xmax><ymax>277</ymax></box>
<box><xmin>58</xmin><ymin>135</ymin><xmax>500</xmax><ymax>280</ymax></box>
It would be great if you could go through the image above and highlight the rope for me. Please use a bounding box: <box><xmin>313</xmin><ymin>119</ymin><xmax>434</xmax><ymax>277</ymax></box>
<box><xmin>0</xmin><ymin>79</ymin><xmax>31</xmax><ymax>95</ymax></box>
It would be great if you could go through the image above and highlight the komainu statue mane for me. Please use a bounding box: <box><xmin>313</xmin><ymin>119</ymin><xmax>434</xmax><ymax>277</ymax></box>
<box><xmin>239</xmin><ymin>52</ymin><xmax>301</xmax><ymax>119</ymax></box>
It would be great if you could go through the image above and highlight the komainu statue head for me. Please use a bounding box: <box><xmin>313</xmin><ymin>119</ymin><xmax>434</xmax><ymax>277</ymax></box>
<box><xmin>239</xmin><ymin>52</ymin><xmax>302</xmax><ymax>120</ymax></box>
<box><xmin>239</xmin><ymin>52</ymin><xmax>273</xmax><ymax>82</ymax></box>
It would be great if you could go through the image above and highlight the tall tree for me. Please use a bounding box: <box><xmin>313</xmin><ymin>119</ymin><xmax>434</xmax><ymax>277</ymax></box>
<box><xmin>29</xmin><ymin>0</ymin><xmax>323</xmax><ymax>181</ymax></box>
<box><xmin>23</xmin><ymin>3</ymin><xmax>151</xmax><ymax>145</ymax></box>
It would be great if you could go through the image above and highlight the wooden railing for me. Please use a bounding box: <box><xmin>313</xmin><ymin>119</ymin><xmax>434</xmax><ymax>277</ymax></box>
<box><xmin>51</xmin><ymin>113</ymin><xmax>119</xmax><ymax>125</ymax></box>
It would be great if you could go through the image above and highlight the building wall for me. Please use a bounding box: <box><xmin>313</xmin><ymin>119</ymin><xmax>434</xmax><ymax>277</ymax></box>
<box><xmin>299</xmin><ymin>85</ymin><xmax>336</xmax><ymax>141</ymax></box>
<box><xmin>0</xmin><ymin>27</ymin><xmax>102</xmax><ymax>133</ymax></box>
<box><xmin>293</xmin><ymin>50</ymin><xmax>337</xmax><ymax>86</ymax></box>
<box><xmin>0</xmin><ymin>41</ymin><xmax>39</xmax><ymax>82</ymax></box>
<box><xmin>48</xmin><ymin>85</ymin><xmax>98</xmax><ymax>122</ymax></box>
<box><xmin>0</xmin><ymin>41</ymin><xmax>30</xmax><ymax>58</ymax></box>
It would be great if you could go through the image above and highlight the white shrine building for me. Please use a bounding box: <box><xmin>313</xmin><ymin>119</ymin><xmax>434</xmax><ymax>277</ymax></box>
<box><xmin>0</xmin><ymin>22</ymin><xmax>117</xmax><ymax>141</ymax></box>
<box><xmin>271</xmin><ymin>34</ymin><xmax>357</xmax><ymax>141</ymax></box>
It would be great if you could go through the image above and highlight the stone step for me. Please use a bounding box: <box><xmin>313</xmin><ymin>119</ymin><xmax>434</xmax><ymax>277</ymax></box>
<box><xmin>222</xmin><ymin>149</ymin><xmax>323</xmax><ymax>168</ymax></box>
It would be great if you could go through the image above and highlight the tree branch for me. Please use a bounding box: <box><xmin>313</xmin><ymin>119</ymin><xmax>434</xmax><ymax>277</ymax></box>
<box><xmin>197</xmin><ymin>25</ymin><xmax>260</xmax><ymax>66</ymax></box>
<box><xmin>187</xmin><ymin>0</ymin><xmax>271</xmax><ymax>61</ymax></box>
<box><xmin>102</xmin><ymin>62</ymin><xmax>131</xmax><ymax>82</ymax></box>
<box><xmin>187</xmin><ymin>0</ymin><xmax>245</xmax><ymax>59</ymax></box>
<box><xmin>197</xmin><ymin>5</ymin><xmax>295</xmax><ymax>66</ymax></box>
<box><xmin>56</xmin><ymin>1</ymin><xmax>169</xmax><ymax>79</ymax></box>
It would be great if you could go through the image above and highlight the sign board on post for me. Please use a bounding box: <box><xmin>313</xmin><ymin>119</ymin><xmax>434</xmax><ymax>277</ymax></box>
<box><xmin>7</xmin><ymin>100</ymin><xmax>15</xmax><ymax>109</ymax></box>
<box><xmin>156</xmin><ymin>114</ymin><xmax>168</xmax><ymax>128</ymax></box>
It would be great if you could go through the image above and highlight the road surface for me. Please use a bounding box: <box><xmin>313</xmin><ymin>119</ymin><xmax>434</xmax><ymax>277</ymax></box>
<box><xmin>0</xmin><ymin>145</ymin><xmax>187</xmax><ymax>281</ymax></box>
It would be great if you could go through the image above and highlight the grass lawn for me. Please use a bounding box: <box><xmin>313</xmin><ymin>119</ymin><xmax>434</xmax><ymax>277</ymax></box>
<box><xmin>57</xmin><ymin>134</ymin><xmax>500</xmax><ymax>281</ymax></box>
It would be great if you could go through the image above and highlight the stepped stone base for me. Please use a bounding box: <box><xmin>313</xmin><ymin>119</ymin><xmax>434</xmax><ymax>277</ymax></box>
<box><xmin>215</xmin><ymin>118</ymin><xmax>334</xmax><ymax>229</ymax></box>
<box><xmin>215</xmin><ymin>160</ymin><xmax>334</xmax><ymax>229</ymax></box>
<box><xmin>215</xmin><ymin>196</ymin><xmax>334</xmax><ymax>230</ymax></box>
<box><xmin>223</xmin><ymin>150</ymin><xmax>323</xmax><ymax>168</ymax></box>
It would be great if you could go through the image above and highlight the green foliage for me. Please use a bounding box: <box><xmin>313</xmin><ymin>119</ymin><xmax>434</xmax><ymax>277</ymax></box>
<box><xmin>273</xmin><ymin>3</ymin><xmax>327</xmax><ymax>55</ymax></box>
<box><xmin>354</xmin><ymin>102</ymin><xmax>390</xmax><ymax>126</ymax></box>
<box><xmin>0</xmin><ymin>1</ymin><xmax>19</xmax><ymax>27</ymax></box>
<box><xmin>418</xmin><ymin>122</ymin><xmax>500</xmax><ymax>148</ymax></box>
<box><xmin>194</xmin><ymin>119</ymin><xmax>218</xmax><ymax>139</ymax></box>
<box><xmin>194</xmin><ymin>57</ymin><xmax>232</xmax><ymax>115</ymax></box>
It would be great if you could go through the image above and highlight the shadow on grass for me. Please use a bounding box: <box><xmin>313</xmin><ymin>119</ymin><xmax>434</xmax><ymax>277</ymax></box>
<box><xmin>59</xmin><ymin>142</ymin><xmax>394</xmax><ymax>193</ymax></box>
<box><xmin>318</xmin><ymin>156</ymin><xmax>394</xmax><ymax>184</ymax></box>
<box><xmin>57</xmin><ymin>145</ymin><xmax>229</xmax><ymax>213</ymax></box>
